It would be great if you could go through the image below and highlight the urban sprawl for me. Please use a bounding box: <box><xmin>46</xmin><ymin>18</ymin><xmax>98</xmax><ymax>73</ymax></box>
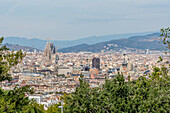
<box><xmin>1</xmin><ymin>42</ymin><xmax>169</xmax><ymax>110</ymax></box>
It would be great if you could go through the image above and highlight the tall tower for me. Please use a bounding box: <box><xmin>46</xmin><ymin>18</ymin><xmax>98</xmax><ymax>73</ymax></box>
<box><xmin>54</xmin><ymin>48</ymin><xmax>59</xmax><ymax>64</ymax></box>
<box><xmin>44</xmin><ymin>42</ymin><xmax>56</xmax><ymax>60</ymax></box>
<box><xmin>122</xmin><ymin>54</ymin><xmax>128</xmax><ymax>67</ymax></box>
<box><xmin>120</xmin><ymin>54</ymin><xmax>128</xmax><ymax>75</ymax></box>
<box><xmin>92</xmin><ymin>57</ymin><xmax>100</xmax><ymax>70</ymax></box>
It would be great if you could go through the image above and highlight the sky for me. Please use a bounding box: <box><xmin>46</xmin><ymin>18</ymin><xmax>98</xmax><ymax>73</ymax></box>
<box><xmin>0</xmin><ymin>0</ymin><xmax>170</xmax><ymax>40</ymax></box>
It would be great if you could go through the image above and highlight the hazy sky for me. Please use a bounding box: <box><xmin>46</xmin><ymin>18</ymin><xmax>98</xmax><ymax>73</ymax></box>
<box><xmin>0</xmin><ymin>0</ymin><xmax>170</xmax><ymax>40</ymax></box>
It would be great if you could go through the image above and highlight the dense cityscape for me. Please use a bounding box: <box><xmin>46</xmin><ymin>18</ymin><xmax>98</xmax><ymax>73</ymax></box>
<box><xmin>1</xmin><ymin>41</ymin><xmax>169</xmax><ymax>110</ymax></box>
<box><xmin>0</xmin><ymin>0</ymin><xmax>170</xmax><ymax>112</ymax></box>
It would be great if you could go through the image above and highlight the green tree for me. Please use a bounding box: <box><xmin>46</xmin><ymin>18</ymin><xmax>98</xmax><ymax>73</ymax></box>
<box><xmin>22</xmin><ymin>101</ymin><xmax>45</xmax><ymax>113</ymax></box>
<box><xmin>0</xmin><ymin>37</ymin><xmax>24</xmax><ymax>82</ymax></box>
<box><xmin>64</xmin><ymin>75</ymin><xmax>100</xmax><ymax>113</ymax></box>
<box><xmin>159</xmin><ymin>27</ymin><xmax>170</xmax><ymax>68</ymax></box>
<box><xmin>64</xmin><ymin>73</ymin><xmax>169</xmax><ymax>113</ymax></box>
<box><xmin>0</xmin><ymin>85</ymin><xmax>35</xmax><ymax>113</ymax></box>
<box><xmin>0</xmin><ymin>37</ymin><xmax>44</xmax><ymax>113</ymax></box>
<box><xmin>160</xmin><ymin>27</ymin><xmax>170</xmax><ymax>50</ymax></box>
<box><xmin>46</xmin><ymin>103</ymin><xmax>61</xmax><ymax>113</ymax></box>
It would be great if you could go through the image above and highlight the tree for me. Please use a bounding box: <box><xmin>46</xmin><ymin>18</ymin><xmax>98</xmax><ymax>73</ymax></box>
<box><xmin>0</xmin><ymin>37</ymin><xmax>24</xmax><ymax>82</ymax></box>
<box><xmin>0</xmin><ymin>37</ymin><xmax>44</xmax><ymax>112</ymax></box>
<box><xmin>64</xmin><ymin>73</ymin><xmax>169</xmax><ymax>113</ymax></box>
<box><xmin>159</xmin><ymin>27</ymin><xmax>170</xmax><ymax>68</ymax></box>
<box><xmin>46</xmin><ymin>103</ymin><xmax>61</xmax><ymax>113</ymax></box>
<box><xmin>64</xmin><ymin>75</ymin><xmax>100</xmax><ymax>113</ymax></box>
<box><xmin>0</xmin><ymin>86</ymin><xmax>34</xmax><ymax>113</ymax></box>
<box><xmin>160</xmin><ymin>27</ymin><xmax>170</xmax><ymax>50</ymax></box>
<box><xmin>22</xmin><ymin>101</ymin><xmax>45</xmax><ymax>113</ymax></box>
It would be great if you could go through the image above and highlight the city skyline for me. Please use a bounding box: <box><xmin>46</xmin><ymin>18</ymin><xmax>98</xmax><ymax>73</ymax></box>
<box><xmin>0</xmin><ymin>0</ymin><xmax>169</xmax><ymax>112</ymax></box>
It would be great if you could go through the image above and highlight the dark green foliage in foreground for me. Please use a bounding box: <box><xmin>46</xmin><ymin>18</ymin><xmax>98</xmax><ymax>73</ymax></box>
<box><xmin>0</xmin><ymin>86</ymin><xmax>34</xmax><ymax>113</ymax></box>
<box><xmin>46</xmin><ymin>103</ymin><xmax>61</xmax><ymax>113</ymax></box>
<box><xmin>64</xmin><ymin>72</ymin><xmax>170</xmax><ymax>113</ymax></box>
<box><xmin>0</xmin><ymin>84</ymin><xmax>45</xmax><ymax>113</ymax></box>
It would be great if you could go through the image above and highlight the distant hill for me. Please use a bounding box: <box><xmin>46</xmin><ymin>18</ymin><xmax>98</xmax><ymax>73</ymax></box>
<box><xmin>58</xmin><ymin>44</ymin><xmax>89</xmax><ymax>53</ymax></box>
<box><xmin>58</xmin><ymin>33</ymin><xmax>164</xmax><ymax>53</ymax></box>
<box><xmin>2</xmin><ymin>31</ymin><xmax>155</xmax><ymax>50</ymax></box>
<box><xmin>3</xmin><ymin>37</ymin><xmax>47</xmax><ymax>50</ymax></box>
<box><xmin>3</xmin><ymin>43</ymin><xmax>41</xmax><ymax>52</ymax></box>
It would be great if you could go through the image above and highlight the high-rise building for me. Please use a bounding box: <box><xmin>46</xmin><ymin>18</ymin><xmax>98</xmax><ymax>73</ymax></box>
<box><xmin>44</xmin><ymin>42</ymin><xmax>56</xmax><ymax>60</ymax></box>
<box><xmin>92</xmin><ymin>57</ymin><xmax>100</xmax><ymax>70</ymax></box>
<box><xmin>127</xmin><ymin>60</ymin><xmax>133</xmax><ymax>71</ymax></box>
<box><xmin>122</xmin><ymin>54</ymin><xmax>128</xmax><ymax>67</ymax></box>
<box><xmin>120</xmin><ymin>54</ymin><xmax>128</xmax><ymax>75</ymax></box>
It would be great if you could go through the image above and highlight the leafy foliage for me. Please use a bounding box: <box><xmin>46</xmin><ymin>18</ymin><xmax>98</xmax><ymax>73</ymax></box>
<box><xmin>0</xmin><ymin>37</ymin><xmax>43</xmax><ymax>113</ymax></box>
<box><xmin>160</xmin><ymin>27</ymin><xmax>170</xmax><ymax>50</ymax></box>
<box><xmin>46</xmin><ymin>103</ymin><xmax>61</xmax><ymax>113</ymax></box>
<box><xmin>0</xmin><ymin>86</ymin><xmax>35</xmax><ymax>113</ymax></box>
<box><xmin>64</xmin><ymin>75</ymin><xmax>100</xmax><ymax>113</ymax></box>
<box><xmin>22</xmin><ymin>101</ymin><xmax>45</xmax><ymax>113</ymax></box>
<box><xmin>64</xmin><ymin>73</ymin><xmax>170</xmax><ymax>113</ymax></box>
<box><xmin>0</xmin><ymin>37</ymin><xmax>24</xmax><ymax>82</ymax></box>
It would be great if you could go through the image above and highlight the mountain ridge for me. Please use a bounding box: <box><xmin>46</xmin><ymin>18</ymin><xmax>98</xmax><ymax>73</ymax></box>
<box><xmin>3</xmin><ymin>43</ymin><xmax>41</xmax><ymax>52</ymax></box>
<box><xmin>58</xmin><ymin>33</ymin><xmax>163</xmax><ymax>53</ymax></box>
<box><xmin>2</xmin><ymin>31</ymin><xmax>156</xmax><ymax>50</ymax></box>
